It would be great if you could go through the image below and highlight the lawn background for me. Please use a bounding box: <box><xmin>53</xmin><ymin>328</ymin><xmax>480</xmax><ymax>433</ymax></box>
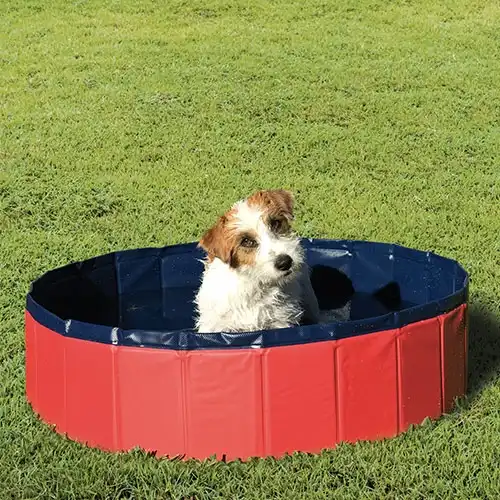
<box><xmin>1</xmin><ymin>0</ymin><xmax>499</xmax><ymax>498</ymax></box>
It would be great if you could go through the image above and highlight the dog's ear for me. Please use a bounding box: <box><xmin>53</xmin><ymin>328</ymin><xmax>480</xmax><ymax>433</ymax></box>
<box><xmin>248</xmin><ymin>189</ymin><xmax>295</xmax><ymax>220</ymax></box>
<box><xmin>198</xmin><ymin>215</ymin><xmax>231</xmax><ymax>263</ymax></box>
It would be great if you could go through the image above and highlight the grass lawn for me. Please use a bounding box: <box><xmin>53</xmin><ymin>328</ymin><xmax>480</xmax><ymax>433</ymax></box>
<box><xmin>1</xmin><ymin>0</ymin><xmax>500</xmax><ymax>497</ymax></box>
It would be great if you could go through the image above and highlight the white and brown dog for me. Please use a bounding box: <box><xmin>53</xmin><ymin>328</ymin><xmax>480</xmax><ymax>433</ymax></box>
<box><xmin>194</xmin><ymin>190</ymin><xmax>320</xmax><ymax>333</ymax></box>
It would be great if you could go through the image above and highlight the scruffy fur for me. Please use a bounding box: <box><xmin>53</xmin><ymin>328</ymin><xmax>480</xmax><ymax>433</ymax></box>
<box><xmin>195</xmin><ymin>190</ymin><xmax>320</xmax><ymax>333</ymax></box>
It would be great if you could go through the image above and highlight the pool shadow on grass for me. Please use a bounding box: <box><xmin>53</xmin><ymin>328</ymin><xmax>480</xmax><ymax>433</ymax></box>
<box><xmin>467</xmin><ymin>301</ymin><xmax>500</xmax><ymax>397</ymax></box>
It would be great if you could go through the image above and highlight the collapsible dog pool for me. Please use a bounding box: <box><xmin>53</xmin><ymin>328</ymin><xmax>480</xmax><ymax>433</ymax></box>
<box><xmin>25</xmin><ymin>239</ymin><xmax>468</xmax><ymax>461</ymax></box>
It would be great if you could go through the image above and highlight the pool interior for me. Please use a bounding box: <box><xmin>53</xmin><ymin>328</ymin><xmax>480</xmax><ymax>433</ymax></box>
<box><xmin>29</xmin><ymin>244</ymin><xmax>466</xmax><ymax>333</ymax></box>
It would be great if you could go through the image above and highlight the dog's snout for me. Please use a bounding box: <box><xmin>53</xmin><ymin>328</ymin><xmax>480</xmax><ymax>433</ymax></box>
<box><xmin>275</xmin><ymin>254</ymin><xmax>293</xmax><ymax>271</ymax></box>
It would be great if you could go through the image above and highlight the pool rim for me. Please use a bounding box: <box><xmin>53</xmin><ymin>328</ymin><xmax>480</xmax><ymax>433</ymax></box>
<box><xmin>26</xmin><ymin>239</ymin><xmax>469</xmax><ymax>350</ymax></box>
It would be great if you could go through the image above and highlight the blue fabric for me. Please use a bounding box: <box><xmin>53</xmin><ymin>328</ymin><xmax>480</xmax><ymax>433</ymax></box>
<box><xmin>26</xmin><ymin>239</ymin><xmax>468</xmax><ymax>350</ymax></box>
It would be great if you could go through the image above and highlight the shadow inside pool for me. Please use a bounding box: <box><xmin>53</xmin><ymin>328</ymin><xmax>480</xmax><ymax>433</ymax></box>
<box><xmin>31</xmin><ymin>263</ymin><xmax>411</xmax><ymax>332</ymax></box>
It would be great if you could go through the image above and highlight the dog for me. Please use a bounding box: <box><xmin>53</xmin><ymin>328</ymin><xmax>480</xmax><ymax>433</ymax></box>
<box><xmin>194</xmin><ymin>189</ymin><xmax>320</xmax><ymax>333</ymax></box>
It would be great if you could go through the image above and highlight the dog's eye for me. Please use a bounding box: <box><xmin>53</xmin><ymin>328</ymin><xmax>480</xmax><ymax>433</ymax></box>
<box><xmin>269</xmin><ymin>218</ymin><xmax>284</xmax><ymax>233</ymax></box>
<box><xmin>241</xmin><ymin>237</ymin><xmax>258</xmax><ymax>248</ymax></box>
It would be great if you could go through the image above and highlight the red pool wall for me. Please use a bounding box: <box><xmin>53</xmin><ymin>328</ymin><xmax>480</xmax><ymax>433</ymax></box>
<box><xmin>25</xmin><ymin>304</ymin><xmax>467</xmax><ymax>461</ymax></box>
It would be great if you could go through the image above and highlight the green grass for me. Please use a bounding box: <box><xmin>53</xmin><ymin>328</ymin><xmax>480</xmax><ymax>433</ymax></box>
<box><xmin>1</xmin><ymin>0</ymin><xmax>500</xmax><ymax>497</ymax></box>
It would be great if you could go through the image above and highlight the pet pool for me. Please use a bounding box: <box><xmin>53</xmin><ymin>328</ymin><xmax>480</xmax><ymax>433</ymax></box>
<box><xmin>25</xmin><ymin>239</ymin><xmax>468</xmax><ymax>460</ymax></box>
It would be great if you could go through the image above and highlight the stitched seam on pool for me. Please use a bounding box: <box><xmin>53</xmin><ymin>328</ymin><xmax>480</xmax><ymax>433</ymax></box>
<box><xmin>63</xmin><ymin>339</ymin><xmax>67</xmax><ymax>434</ymax></box>
<box><xmin>114</xmin><ymin>253</ymin><xmax>123</xmax><ymax>330</ymax></box>
<box><xmin>334</xmin><ymin>346</ymin><xmax>340</xmax><ymax>443</ymax></box>
<box><xmin>111</xmin><ymin>345</ymin><xmax>119</xmax><ymax>449</ymax></box>
<box><xmin>259</xmin><ymin>350</ymin><xmax>266</xmax><ymax>457</ymax></box>
<box><xmin>33</xmin><ymin>314</ymin><xmax>39</xmax><ymax>411</ymax></box>
<box><xmin>395</xmin><ymin>332</ymin><xmax>401</xmax><ymax>435</ymax></box>
<box><xmin>160</xmin><ymin>256</ymin><xmax>166</xmax><ymax>323</ymax></box>
<box><xmin>180</xmin><ymin>352</ymin><xmax>189</xmax><ymax>456</ymax></box>
<box><xmin>438</xmin><ymin>316</ymin><xmax>445</xmax><ymax>413</ymax></box>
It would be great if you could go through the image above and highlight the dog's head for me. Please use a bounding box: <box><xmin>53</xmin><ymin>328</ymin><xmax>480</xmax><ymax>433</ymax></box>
<box><xmin>199</xmin><ymin>190</ymin><xmax>304</xmax><ymax>284</ymax></box>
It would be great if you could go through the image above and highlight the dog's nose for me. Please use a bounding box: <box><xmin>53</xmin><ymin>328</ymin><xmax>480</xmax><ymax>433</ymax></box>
<box><xmin>275</xmin><ymin>254</ymin><xmax>293</xmax><ymax>271</ymax></box>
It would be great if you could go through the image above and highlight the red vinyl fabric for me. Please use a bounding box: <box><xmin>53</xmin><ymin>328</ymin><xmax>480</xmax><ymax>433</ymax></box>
<box><xmin>25</xmin><ymin>303</ymin><xmax>468</xmax><ymax>461</ymax></box>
